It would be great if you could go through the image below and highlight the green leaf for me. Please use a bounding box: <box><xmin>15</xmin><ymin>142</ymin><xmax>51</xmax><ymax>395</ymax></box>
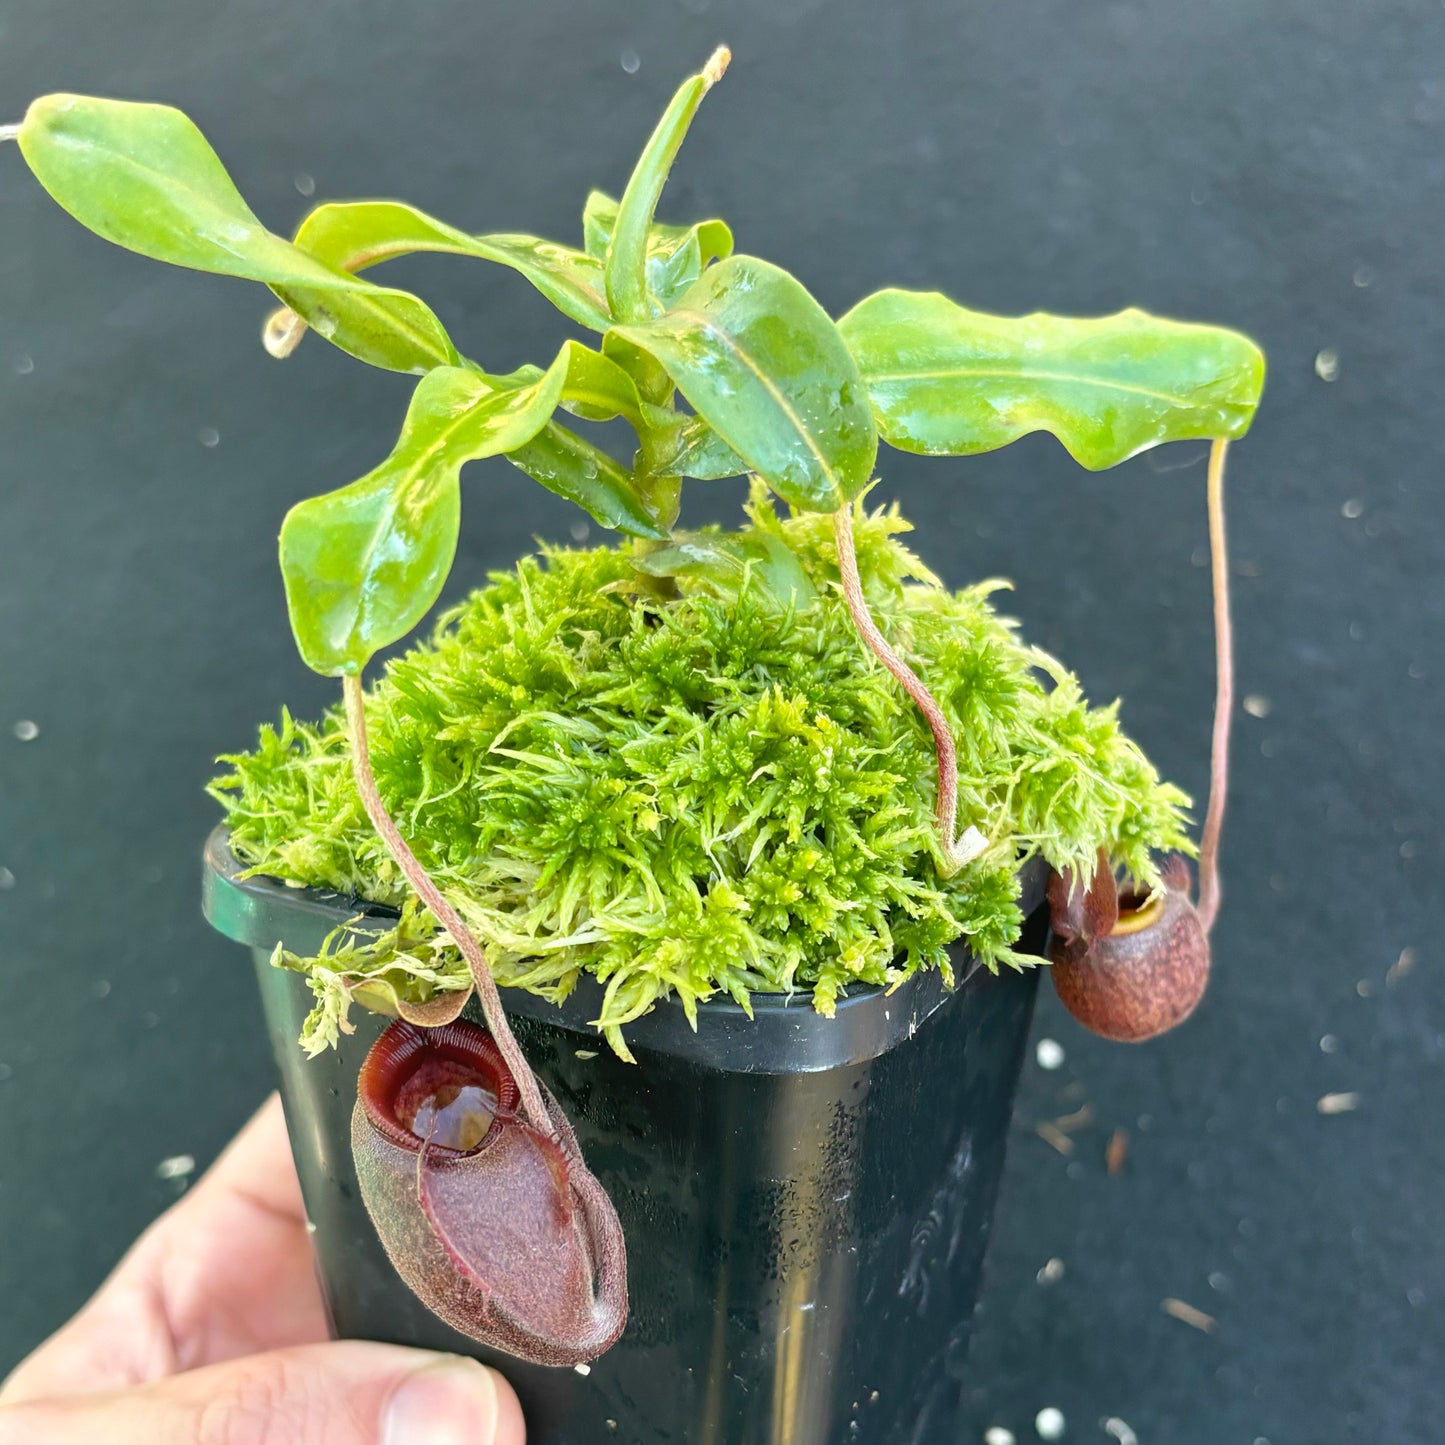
<box><xmin>279</xmin><ymin>364</ymin><xmax>570</xmax><ymax>675</ymax></box>
<box><xmin>609</xmin><ymin>255</ymin><xmax>878</xmax><ymax>512</ymax></box>
<box><xmin>604</xmin><ymin>47</ymin><xmax>729</xmax><ymax>323</ymax></box>
<box><xmin>641</xmin><ymin>406</ymin><xmax>749</xmax><ymax>481</ymax></box>
<box><xmin>291</xmin><ymin>200</ymin><xmax>612</xmax><ymax>332</ymax></box>
<box><xmin>582</xmin><ymin>190</ymin><xmax>733</xmax><ymax>309</ymax></box>
<box><xmin>838</xmin><ymin>290</ymin><xmax>1266</xmax><ymax>469</ymax></box>
<box><xmin>506</xmin><ymin>340</ymin><xmax>644</xmax><ymax>428</ymax></box>
<box><xmin>507</xmin><ymin>422</ymin><xmax>668</xmax><ymax>540</ymax></box>
<box><xmin>632</xmin><ymin>530</ymin><xmax>817</xmax><ymax>611</ymax></box>
<box><xmin>17</xmin><ymin>93</ymin><xmax>456</xmax><ymax>374</ymax></box>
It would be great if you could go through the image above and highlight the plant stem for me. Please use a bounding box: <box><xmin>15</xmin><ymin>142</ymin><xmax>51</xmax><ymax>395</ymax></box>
<box><xmin>342</xmin><ymin>673</ymin><xmax>552</xmax><ymax>1134</ymax></box>
<box><xmin>1195</xmin><ymin>438</ymin><xmax>1233</xmax><ymax>934</ymax></box>
<box><xmin>833</xmin><ymin>504</ymin><xmax>986</xmax><ymax>877</ymax></box>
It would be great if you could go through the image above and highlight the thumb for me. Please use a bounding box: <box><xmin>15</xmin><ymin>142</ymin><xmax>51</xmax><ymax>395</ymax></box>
<box><xmin>0</xmin><ymin>1340</ymin><xmax>526</xmax><ymax>1445</ymax></box>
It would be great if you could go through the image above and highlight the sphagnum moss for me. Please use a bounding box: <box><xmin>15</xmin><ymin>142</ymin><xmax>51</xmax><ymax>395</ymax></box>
<box><xmin>213</xmin><ymin>493</ymin><xmax>1190</xmax><ymax>1059</ymax></box>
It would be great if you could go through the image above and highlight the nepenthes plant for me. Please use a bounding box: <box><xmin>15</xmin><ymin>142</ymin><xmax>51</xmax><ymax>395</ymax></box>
<box><xmin>3</xmin><ymin>46</ymin><xmax>1263</xmax><ymax>1364</ymax></box>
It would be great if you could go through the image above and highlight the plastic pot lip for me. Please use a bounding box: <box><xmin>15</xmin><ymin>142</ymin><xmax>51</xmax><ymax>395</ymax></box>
<box><xmin>203</xmin><ymin>825</ymin><xmax>1047</xmax><ymax>1074</ymax></box>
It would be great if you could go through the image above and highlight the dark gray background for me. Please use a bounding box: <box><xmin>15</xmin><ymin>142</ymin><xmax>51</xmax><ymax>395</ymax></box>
<box><xmin>1</xmin><ymin>1</ymin><xmax>1441</xmax><ymax>1441</ymax></box>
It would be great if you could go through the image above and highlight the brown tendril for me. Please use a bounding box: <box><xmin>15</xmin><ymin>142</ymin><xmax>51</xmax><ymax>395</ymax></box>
<box><xmin>833</xmin><ymin>503</ymin><xmax>986</xmax><ymax>876</ymax></box>
<box><xmin>342</xmin><ymin>673</ymin><xmax>551</xmax><ymax>1135</ymax></box>
<box><xmin>1196</xmin><ymin>436</ymin><xmax>1233</xmax><ymax>933</ymax></box>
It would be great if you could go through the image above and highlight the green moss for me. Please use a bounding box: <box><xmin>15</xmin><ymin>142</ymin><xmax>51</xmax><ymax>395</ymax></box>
<box><xmin>212</xmin><ymin>490</ymin><xmax>1191</xmax><ymax>1057</ymax></box>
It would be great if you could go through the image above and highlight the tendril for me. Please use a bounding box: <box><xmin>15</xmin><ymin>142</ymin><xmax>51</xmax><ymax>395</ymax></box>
<box><xmin>833</xmin><ymin>503</ymin><xmax>986</xmax><ymax>876</ymax></box>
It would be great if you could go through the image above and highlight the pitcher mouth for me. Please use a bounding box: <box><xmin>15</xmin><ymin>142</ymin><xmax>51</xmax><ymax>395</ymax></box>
<box><xmin>358</xmin><ymin>1018</ymin><xmax>520</xmax><ymax>1160</ymax></box>
<box><xmin>1108</xmin><ymin>888</ymin><xmax>1166</xmax><ymax>937</ymax></box>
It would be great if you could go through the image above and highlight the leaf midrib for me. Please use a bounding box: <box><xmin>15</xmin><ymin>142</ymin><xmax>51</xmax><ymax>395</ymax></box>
<box><xmin>861</xmin><ymin>363</ymin><xmax>1225</xmax><ymax>409</ymax></box>
<box><xmin>659</xmin><ymin>307</ymin><xmax>846</xmax><ymax>507</ymax></box>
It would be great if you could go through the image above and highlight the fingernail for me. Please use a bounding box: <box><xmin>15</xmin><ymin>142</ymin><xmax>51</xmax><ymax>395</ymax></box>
<box><xmin>383</xmin><ymin>1355</ymin><xmax>499</xmax><ymax>1445</ymax></box>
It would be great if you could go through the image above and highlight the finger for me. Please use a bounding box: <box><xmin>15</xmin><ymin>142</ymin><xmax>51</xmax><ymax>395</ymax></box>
<box><xmin>0</xmin><ymin>1341</ymin><xmax>527</xmax><ymax>1445</ymax></box>
<box><xmin>3</xmin><ymin>1096</ymin><xmax>327</xmax><ymax>1402</ymax></box>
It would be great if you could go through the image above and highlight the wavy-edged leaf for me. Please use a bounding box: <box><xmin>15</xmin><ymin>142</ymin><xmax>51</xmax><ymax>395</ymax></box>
<box><xmin>17</xmin><ymin>94</ymin><xmax>455</xmax><ymax>373</ymax></box>
<box><xmin>582</xmin><ymin>190</ymin><xmax>732</xmax><ymax>310</ymax></box>
<box><xmin>506</xmin><ymin>340</ymin><xmax>644</xmax><ymax>428</ymax></box>
<box><xmin>609</xmin><ymin>255</ymin><xmax>878</xmax><ymax>512</ymax></box>
<box><xmin>633</xmin><ymin>531</ymin><xmax>817</xmax><ymax>611</ymax></box>
<box><xmin>507</xmin><ymin>422</ymin><xmax>668</xmax><ymax>540</ymax></box>
<box><xmin>291</xmin><ymin>200</ymin><xmax>611</xmax><ymax>332</ymax></box>
<box><xmin>839</xmin><ymin>290</ymin><xmax>1266</xmax><ymax>469</ymax></box>
<box><xmin>604</xmin><ymin>47</ymin><xmax>729</xmax><ymax>323</ymax></box>
<box><xmin>280</xmin><ymin>364</ymin><xmax>570</xmax><ymax>675</ymax></box>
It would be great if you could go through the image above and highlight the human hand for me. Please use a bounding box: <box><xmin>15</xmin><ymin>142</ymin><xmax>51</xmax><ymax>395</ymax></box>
<box><xmin>0</xmin><ymin>1094</ymin><xmax>526</xmax><ymax>1444</ymax></box>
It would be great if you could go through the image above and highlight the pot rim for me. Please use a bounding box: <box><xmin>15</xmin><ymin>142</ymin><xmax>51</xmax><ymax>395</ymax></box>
<box><xmin>204</xmin><ymin>825</ymin><xmax>1046</xmax><ymax>1073</ymax></box>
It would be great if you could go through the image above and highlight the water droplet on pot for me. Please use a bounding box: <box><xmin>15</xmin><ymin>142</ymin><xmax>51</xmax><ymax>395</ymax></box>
<box><xmin>12</xmin><ymin>719</ymin><xmax>38</xmax><ymax>741</ymax></box>
<box><xmin>1352</xmin><ymin>265</ymin><xmax>1374</xmax><ymax>288</ymax></box>
<box><xmin>1341</xmin><ymin>497</ymin><xmax>1364</xmax><ymax>518</ymax></box>
<box><xmin>199</xmin><ymin>427</ymin><xmax>220</xmax><ymax>448</ymax></box>
<box><xmin>1243</xmin><ymin>694</ymin><xmax>1271</xmax><ymax>718</ymax></box>
<box><xmin>1320</xmin><ymin>1034</ymin><xmax>1339</xmax><ymax>1053</ymax></box>
<box><xmin>620</xmin><ymin>47</ymin><xmax>641</xmax><ymax>74</ymax></box>
<box><xmin>156</xmin><ymin>1153</ymin><xmax>195</xmax><ymax>1180</ymax></box>
<box><xmin>14</xmin><ymin>353</ymin><xmax>33</xmax><ymax>375</ymax></box>
<box><xmin>1315</xmin><ymin>348</ymin><xmax>1340</xmax><ymax>381</ymax></box>
<box><xmin>983</xmin><ymin>1429</ymin><xmax>1016</xmax><ymax>1445</ymax></box>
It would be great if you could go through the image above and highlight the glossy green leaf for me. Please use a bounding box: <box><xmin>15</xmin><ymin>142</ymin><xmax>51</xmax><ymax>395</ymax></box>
<box><xmin>291</xmin><ymin>200</ymin><xmax>611</xmax><ymax>332</ymax></box>
<box><xmin>582</xmin><ymin>190</ymin><xmax>732</xmax><ymax>309</ymax></box>
<box><xmin>17</xmin><ymin>94</ymin><xmax>456</xmax><ymax>374</ymax></box>
<box><xmin>505</xmin><ymin>340</ymin><xmax>644</xmax><ymax>428</ymax></box>
<box><xmin>838</xmin><ymin>290</ymin><xmax>1266</xmax><ymax>469</ymax></box>
<box><xmin>604</xmin><ymin>47</ymin><xmax>729</xmax><ymax>323</ymax></box>
<box><xmin>507</xmin><ymin>421</ymin><xmax>667</xmax><ymax>540</ymax></box>
<box><xmin>609</xmin><ymin>255</ymin><xmax>878</xmax><ymax>512</ymax></box>
<box><xmin>279</xmin><ymin>364</ymin><xmax>572</xmax><ymax>675</ymax></box>
<box><xmin>633</xmin><ymin>530</ymin><xmax>817</xmax><ymax>611</ymax></box>
<box><xmin>641</xmin><ymin>406</ymin><xmax>749</xmax><ymax>481</ymax></box>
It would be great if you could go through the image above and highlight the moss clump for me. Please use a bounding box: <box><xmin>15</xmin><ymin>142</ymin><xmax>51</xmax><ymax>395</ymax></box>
<box><xmin>213</xmin><ymin>491</ymin><xmax>1191</xmax><ymax>1057</ymax></box>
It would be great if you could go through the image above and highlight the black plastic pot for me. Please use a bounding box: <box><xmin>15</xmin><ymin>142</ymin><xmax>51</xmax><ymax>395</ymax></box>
<box><xmin>203</xmin><ymin>826</ymin><xmax>1046</xmax><ymax>1445</ymax></box>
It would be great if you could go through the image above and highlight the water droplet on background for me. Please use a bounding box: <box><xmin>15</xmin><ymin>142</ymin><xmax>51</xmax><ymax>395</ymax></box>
<box><xmin>12</xmin><ymin>719</ymin><xmax>39</xmax><ymax>741</ymax></box>
<box><xmin>620</xmin><ymin>47</ymin><xmax>641</xmax><ymax>74</ymax></box>
<box><xmin>1035</xmin><ymin>1038</ymin><xmax>1065</xmax><ymax>1071</ymax></box>
<box><xmin>1315</xmin><ymin>348</ymin><xmax>1340</xmax><ymax>381</ymax></box>
<box><xmin>1035</xmin><ymin>1406</ymin><xmax>1066</xmax><ymax>1440</ymax></box>
<box><xmin>198</xmin><ymin>427</ymin><xmax>220</xmax><ymax>448</ymax></box>
<box><xmin>294</xmin><ymin>172</ymin><xmax>316</xmax><ymax>197</ymax></box>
